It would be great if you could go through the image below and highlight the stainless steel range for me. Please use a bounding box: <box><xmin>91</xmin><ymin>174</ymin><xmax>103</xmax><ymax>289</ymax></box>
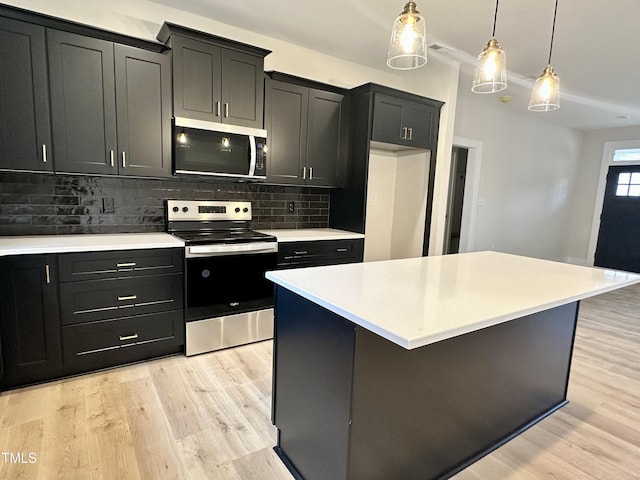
<box><xmin>167</xmin><ymin>200</ymin><xmax>277</xmax><ymax>356</ymax></box>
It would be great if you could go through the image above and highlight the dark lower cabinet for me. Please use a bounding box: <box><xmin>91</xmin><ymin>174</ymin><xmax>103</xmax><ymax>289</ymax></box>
<box><xmin>0</xmin><ymin>17</ymin><xmax>52</xmax><ymax>172</ymax></box>
<box><xmin>0</xmin><ymin>248</ymin><xmax>185</xmax><ymax>390</ymax></box>
<box><xmin>277</xmin><ymin>238</ymin><xmax>364</xmax><ymax>269</ymax></box>
<box><xmin>0</xmin><ymin>255</ymin><xmax>62</xmax><ymax>389</ymax></box>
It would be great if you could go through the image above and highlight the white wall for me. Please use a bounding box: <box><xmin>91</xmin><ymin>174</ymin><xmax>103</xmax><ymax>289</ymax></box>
<box><xmin>364</xmin><ymin>149</ymin><xmax>428</xmax><ymax>262</ymax></box>
<box><xmin>566</xmin><ymin>126</ymin><xmax>640</xmax><ymax>263</ymax></box>
<box><xmin>453</xmin><ymin>73</ymin><xmax>584</xmax><ymax>262</ymax></box>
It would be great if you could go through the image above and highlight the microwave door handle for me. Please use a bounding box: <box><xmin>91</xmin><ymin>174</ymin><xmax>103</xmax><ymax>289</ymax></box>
<box><xmin>248</xmin><ymin>135</ymin><xmax>257</xmax><ymax>176</ymax></box>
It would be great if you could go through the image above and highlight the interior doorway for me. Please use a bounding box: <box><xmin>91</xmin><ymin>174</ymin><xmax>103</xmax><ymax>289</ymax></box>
<box><xmin>444</xmin><ymin>147</ymin><xmax>468</xmax><ymax>254</ymax></box>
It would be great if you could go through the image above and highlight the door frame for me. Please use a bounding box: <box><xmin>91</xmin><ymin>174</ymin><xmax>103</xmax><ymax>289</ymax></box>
<box><xmin>587</xmin><ymin>139</ymin><xmax>640</xmax><ymax>265</ymax></box>
<box><xmin>451</xmin><ymin>136</ymin><xmax>483</xmax><ymax>253</ymax></box>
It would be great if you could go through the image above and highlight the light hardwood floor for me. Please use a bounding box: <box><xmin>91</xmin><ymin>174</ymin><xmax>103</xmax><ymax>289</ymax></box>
<box><xmin>1</xmin><ymin>283</ymin><xmax>639</xmax><ymax>479</ymax></box>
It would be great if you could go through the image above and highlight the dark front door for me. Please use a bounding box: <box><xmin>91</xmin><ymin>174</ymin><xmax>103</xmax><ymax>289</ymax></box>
<box><xmin>594</xmin><ymin>165</ymin><xmax>640</xmax><ymax>273</ymax></box>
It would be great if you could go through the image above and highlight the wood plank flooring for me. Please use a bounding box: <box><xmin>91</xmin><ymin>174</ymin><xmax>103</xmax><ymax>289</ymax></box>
<box><xmin>1</xmin><ymin>283</ymin><xmax>639</xmax><ymax>479</ymax></box>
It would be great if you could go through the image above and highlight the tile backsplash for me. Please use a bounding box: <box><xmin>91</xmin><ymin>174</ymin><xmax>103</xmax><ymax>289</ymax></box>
<box><xmin>0</xmin><ymin>172</ymin><xmax>329</xmax><ymax>236</ymax></box>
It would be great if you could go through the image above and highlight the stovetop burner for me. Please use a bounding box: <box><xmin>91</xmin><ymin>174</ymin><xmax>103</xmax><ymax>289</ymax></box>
<box><xmin>171</xmin><ymin>229</ymin><xmax>276</xmax><ymax>245</ymax></box>
<box><xmin>166</xmin><ymin>200</ymin><xmax>275</xmax><ymax>246</ymax></box>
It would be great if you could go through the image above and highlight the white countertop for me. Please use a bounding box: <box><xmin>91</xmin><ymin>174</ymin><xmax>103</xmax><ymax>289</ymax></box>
<box><xmin>266</xmin><ymin>251</ymin><xmax>640</xmax><ymax>349</ymax></box>
<box><xmin>256</xmin><ymin>228</ymin><xmax>364</xmax><ymax>242</ymax></box>
<box><xmin>0</xmin><ymin>233</ymin><xmax>184</xmax><ymax>256</ymax></box>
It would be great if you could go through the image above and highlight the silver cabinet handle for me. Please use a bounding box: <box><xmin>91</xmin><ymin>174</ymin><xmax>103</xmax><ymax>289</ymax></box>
<box><xmin>407</xmin><ymin>127</ymin><xmax>413</xmax><ymax>140</ymax></box>
<box><xmin>216</xmin><ymin>101</ymin><xmax>221</xmax><ymax>117</ymax></box>
<box><xmin>402</xmin><ymin>127</ymin><xmax>408</xmax><ymax>139</ymax></box>
<box><xmin>294</xmin><ymin>250</ymin><xmax>308</xmax><ymax>255</ymax></box>
<box><xmin>117</xmin><ymin>295</ymin><xmax>137</xmax><ymax>301</ymax></box>
<box><xmin>122</xmin><ymin>151</ymin><xmax>126</xmax><ymax>168</ymax></box>
<box><xmin>45</xmin><ymin>264</ymin><xmax>51</xmax><ymax>284</ymax></box>
<box><xmin>117</xmin><ymin>262</ymin><xmax>136</xmax><ymax>268</ymax></box>
<box><xmin>302</xmin><ymin>166</ymin><xmax>307</xmax><ymax>179</ymax></box>
<box><xmin>119</xmin><ymin>334</ymin><xmax>139</xmax><ymax>341</ymax></box>
<box><xmin>42</xmin><ymin>144</ymin><xmax>47</xmax><ymax>163</ymax></box>
<box><xmin>110</xmin><ymin>150</ymin><xmax>115</xmax><ymax>167</ymax></box>
<box><xmin>224</xmin><ymin>103</ymin><xmax>229</xmax><ymax>118</ymax></box>
<box><xmin>336</xmin><ymin>248</ymin><xmax>348</xmax><ymax>252</ymax></box>
<box><xmin>309</xmin><ymin>167</ymin><xmax>313</xmax><ymax>180</ymax></box>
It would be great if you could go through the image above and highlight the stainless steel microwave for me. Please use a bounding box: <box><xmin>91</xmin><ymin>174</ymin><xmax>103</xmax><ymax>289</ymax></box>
<box><xmin>173</xmin><ymin>117</ymin><xmax>267</xmax><ymax>181</ymax></box>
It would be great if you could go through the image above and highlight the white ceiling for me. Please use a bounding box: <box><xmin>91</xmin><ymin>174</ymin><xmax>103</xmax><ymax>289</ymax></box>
<box><xmin>149</xmin><ymin>0</ymin><xmax>640</xmax><ymax>131</ymax></box>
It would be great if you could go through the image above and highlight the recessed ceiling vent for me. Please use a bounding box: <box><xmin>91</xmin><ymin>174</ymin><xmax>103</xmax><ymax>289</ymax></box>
<box><xmin>427</xmin><ymin>42</ymin><xmax>455</xmax><ymax>54</ymax></box>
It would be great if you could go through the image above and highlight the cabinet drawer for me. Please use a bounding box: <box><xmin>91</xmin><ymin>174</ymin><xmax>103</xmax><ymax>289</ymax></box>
<box><xmin>62</xmin><ymin>310</ymin><xmax>183</xmax><ymax>365</ymax></box>
<box><xmin>277</xmin><ymin>239</ymin><xmax>364</xmax><ymax>268</ymax></box>
<box><xmin>58</xmin><ymin>248</ymin><xmax>183</xmax><ymax>282</ymax></box>
<box><xmin>60</xmin><ymin>274</ymin><xmax>183</xmax><ymax>325</ymax></box>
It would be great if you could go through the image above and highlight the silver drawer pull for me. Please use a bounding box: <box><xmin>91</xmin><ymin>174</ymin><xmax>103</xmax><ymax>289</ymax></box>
<box><xmin>294</xmin><ymin>250</ymin><xmax>308</xmax><ymax>255</ymax></box>
<box><xmin>117</xmin><ymin>262</ymin><xmax>136</xmax><ymax>268</ymax></box>
<box><xmin>336</xmin><ymin>248</ymin><xmax>348</xmax><ymax>252</ymax></box>
<box><xmin>230</xmin><ymin>301</ymin><xmax>240</xmax><ymax>307</ymax></box>
<box><xmin>119</xmin><ymin>334</ymin><xmax>139</xmax><ymax>341</ymax></box>
<box><xmin>42</xmin><ymin>144</ymin><xmax>48</xmax><ymax>163</ymax></box>
<box><xmin>45</xmin><ymin>264</ymin><xmax>51</xmax><ymax>284</ymax></box>
<box><xmin>118</xmin><ymin>295</ymin><xmax>137</xmax><ymax>301</ymax></box>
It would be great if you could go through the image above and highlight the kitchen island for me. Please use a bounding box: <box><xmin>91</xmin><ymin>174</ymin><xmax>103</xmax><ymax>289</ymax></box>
<box><xmin>265</xmin><ymin>251</ymin><xmax>640</xmax><ymax>480</ymax></box>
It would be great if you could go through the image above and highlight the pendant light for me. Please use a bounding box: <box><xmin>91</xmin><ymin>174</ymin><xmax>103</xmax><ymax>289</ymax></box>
<box><xmin>387</xmin><ymin>2</ymin><xmax>427</xmax><ymax>70</ymax></box>
<box><xmin>471</xmin><ymin>0</ymin><xmax>507</xmax><ymax>93</ymax></box>
<box><xmin>529</xmin><ymin>0</ymin><xmax>560</xmax><ymax>111</ymax></box>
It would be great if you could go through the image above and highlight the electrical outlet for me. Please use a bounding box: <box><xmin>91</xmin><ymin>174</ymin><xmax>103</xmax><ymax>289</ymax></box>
<box><xmin>287</xmin><ymin>201</ymin><xmax>295</xmax><ymax>213</ymax></box>
<box><xmin>103</xmin><ymin>196</ymin><xmax>115</xmax><ymax>214</ymax></box>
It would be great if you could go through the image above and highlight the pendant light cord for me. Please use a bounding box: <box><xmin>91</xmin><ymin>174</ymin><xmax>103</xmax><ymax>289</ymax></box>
<box><xmin>548</xmin><ymin>0</ymin><xmax>559</xmax><ymax>65</ymax></box>
<box><xmin>491</xmin><ymin>0</ymin><xmax>499</xmax><ymax>37</ymax></box>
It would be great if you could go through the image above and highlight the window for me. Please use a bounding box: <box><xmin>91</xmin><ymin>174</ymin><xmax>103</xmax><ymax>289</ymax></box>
<box><xmin>616</xmin><ymin>172</ymin><xmax>640</xmax><ymax>196</ymax></box>
<box><xmin>613</xmin><ymin>148</ymin><xmax>640</xmax><ymax>162</ymax></box>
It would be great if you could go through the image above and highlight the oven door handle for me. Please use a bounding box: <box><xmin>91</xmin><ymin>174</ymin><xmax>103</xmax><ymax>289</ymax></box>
<box><xmin>186</xmin><ymin>242</ymin><xmax>278</xmax><ymax>257</ymax></box>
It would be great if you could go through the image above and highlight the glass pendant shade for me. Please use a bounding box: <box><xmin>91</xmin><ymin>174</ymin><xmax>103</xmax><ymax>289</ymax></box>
<box><xmin>387</xmin><ymin>2</ymin><xmax>427</xmax><ymax>70</ymax></box>
<box><xmin>471</xmin><ymin>38</ymin><xmax>507</xmax><ymax>93</ymax></box>
<box><xmin>528</xmin><ymin>66</ymin><xmax>560</xmax><ymax>111</ymax></box>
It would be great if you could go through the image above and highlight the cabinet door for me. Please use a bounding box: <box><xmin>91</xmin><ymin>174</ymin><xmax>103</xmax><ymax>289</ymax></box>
<box><xmin>0</xmin><ymin>255</ymin><xmax>62</xmax><ymax>388</ymax></box>
<box><xmin>115</xmin><ymin>45</ymin><xmax>172</xmax><ymax>177</ymax></box>
<box><xmin>172</xmin><ymin>35</ymin><xmax>222</xmax><ymax>122</ymax></box>
<box><xmin>371</xmin><ymin>93</ymin><xmax>404</xmax><ymax>146</ymax></box>
<box><xmin>221</xmin><ymin>49</ymin><xmax>265</xmax><ymax>128</ymax></box>
<box><xmin>403</xmin><ymin>101</ymin><xmax>435</xmax><ymax>149</ymax></box>
<box><xmin>0</xmin><ymin>18</ymin><xmax>52</xmax><ymax>172</ymax></box>
<box><xmin>48</xmin><ymin>30</ymin><xmax>117</xmax><ymax>175</ymax></box>
<box><xmin>266</xmin><ymin>79</ymin><xmax>308</xmax><ymax>184</ymax></box>
<box><xmin>307</xmin><ymin>89</ymin><xmax>343</xmax><ymax>187</ymax></box>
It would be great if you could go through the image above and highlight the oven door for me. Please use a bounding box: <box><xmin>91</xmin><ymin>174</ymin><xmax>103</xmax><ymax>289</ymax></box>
<box><xmin>185</xmin><ymin>250</ymin><xmax>277</xmax><ymax>322</ymax></box>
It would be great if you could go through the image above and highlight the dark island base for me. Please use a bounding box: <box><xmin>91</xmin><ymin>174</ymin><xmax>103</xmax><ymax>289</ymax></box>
<box><xmin>271</xmin><ymin>287</ymin><xmax>579</xmax><ymax>480</ymax></box>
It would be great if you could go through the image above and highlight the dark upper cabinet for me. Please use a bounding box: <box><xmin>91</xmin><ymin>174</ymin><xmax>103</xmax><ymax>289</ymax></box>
<box><xmin>114</xmin><ymin>45</ymin><xmax>172</xmax><ymax>177</ymax></box>
<box><xmin>48</xmin><ymin>30</ymin><xmax>171</xmax><ymax>177</ymax></box>
<box><xmin>266</xmin><ymin>75</ymin><xmax>346</xmax><ymax>187</ymax></box>
<box><xmin>0</xmin><ymin>17</ymin><xmax>52</xmax><ymax>172</ymax></box>
<box><xmin>372</xmin><ymin>93</ymin><xmax>436</xmax><ymax>149</ymax></box>
<box><xmin>0</xmin><ymin>255</ymin><xmax>62</xmax><ymax>389</ymax></box>
<box><xmin>158</xmin><ymin>23</ymin><xmax>269</xmax><ymax>129</ymax></box>
<box><xmin>266</xmin><ymin>80</ymin><xmax>308</xmax><ymax>185</ymax></box>
<box><xmin>48</xmin><ymin>30</ymin><xmax>117</xmax><ymax>175</ymax></box>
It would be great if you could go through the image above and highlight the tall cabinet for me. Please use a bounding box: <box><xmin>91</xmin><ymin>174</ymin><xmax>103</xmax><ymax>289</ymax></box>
<box><xmin>330</xmin><ymin>83</ymin><xmax>443</xmax><ymax>255</ymax></box>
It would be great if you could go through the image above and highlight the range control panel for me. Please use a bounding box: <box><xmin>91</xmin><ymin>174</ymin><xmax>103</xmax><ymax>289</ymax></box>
<box><xmin>167</xmin><ymin>200</ymin><xmax>252</xmax><ymax>222</ymax></box>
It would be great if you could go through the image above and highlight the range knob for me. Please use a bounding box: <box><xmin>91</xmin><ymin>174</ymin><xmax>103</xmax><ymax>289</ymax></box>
<box><xmin>172</xmin><ymin>206</ymin><xmax>179</xmax><ymax>212</ymax></box>
<box><xmin>243</xmin><ymin>207</ymin><xmax>249</xmax><ymax>213</ymax></box>
<box><xmin>235</xmin><ymin>207</ymin><xmax>241</xmax><ymax>213</ymax></box>
<box><xmin>182</xmin><ymin>207</ymin><xmax>189</xmax><ymax>213</ymax></box>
